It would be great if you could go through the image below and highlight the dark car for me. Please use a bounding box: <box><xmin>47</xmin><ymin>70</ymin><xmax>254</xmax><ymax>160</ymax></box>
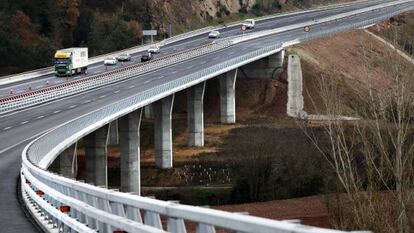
<box><xmin>141</xmin><ymin>52</ymin><xmax>153</xmax><ymax>62</ymax></box>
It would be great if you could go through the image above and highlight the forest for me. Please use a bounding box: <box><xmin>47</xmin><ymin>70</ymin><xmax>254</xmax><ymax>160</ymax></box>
<box><xmin>0</xmin><ymin>0</ymin><xmax>347</xmax><ymax>76</ymax></box>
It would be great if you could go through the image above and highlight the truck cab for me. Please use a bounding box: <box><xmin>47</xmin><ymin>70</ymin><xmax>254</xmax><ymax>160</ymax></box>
<box><xmin>54</xmin><ymin>48</ymin><xmax>88</xmax><ymax>77</ymax></box>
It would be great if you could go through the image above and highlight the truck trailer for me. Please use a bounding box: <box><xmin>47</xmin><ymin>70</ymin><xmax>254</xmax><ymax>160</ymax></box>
<box><xmin>54</xmin><ymin>48</ymin><xmax>88</xmax><ymax>77</ymax></box>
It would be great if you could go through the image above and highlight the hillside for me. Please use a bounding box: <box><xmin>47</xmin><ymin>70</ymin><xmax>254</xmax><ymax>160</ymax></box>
<box><xmin>0</xmin><ymin>0</ymin><xmax>350</xmax><ymax>76</ymax></box>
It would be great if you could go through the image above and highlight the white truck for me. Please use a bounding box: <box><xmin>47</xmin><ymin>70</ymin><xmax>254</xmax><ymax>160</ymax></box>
<box><xmin>54</xmin><ymin>48</ymin><xmax>88</xmax><ymax>77</ymax></box>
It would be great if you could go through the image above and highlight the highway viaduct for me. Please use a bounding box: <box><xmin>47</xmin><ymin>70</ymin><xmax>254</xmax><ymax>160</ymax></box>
<box><xmin>1</xmin><ymin>0</ymin><xmax>413</xmax><ymax>232</ymax></box>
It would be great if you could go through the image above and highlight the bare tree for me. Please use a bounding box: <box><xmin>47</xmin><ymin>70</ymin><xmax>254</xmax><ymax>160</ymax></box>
<box><xmin>303</xmin><ymin>35</ymin><xmax>414</xmax><ymax>233</ymax></box>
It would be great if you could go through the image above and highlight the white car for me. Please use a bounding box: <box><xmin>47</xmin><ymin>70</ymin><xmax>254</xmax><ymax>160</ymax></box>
<box><xmin>104</xmin><ymin>57</ymin><xmax>117</xmax><ymax>65</ymax></box>
<box><xmin>117</xmin><ymin>53</ymin><xmax>131</xmax><ymax>61</ymax></box>
<box><xmin>242</xmin><ymin>19</ymin><xmax>255</xmax><ymax>29</ymax></box>
<box><xmin>148</xmin><ymin>45</ymin><xmax>160</xmax><ymax>54</ymax></box>
<box><xmin>208</xmin><ymin>30</ymin><xmax>220</xmax><ymax>39</ymax></box>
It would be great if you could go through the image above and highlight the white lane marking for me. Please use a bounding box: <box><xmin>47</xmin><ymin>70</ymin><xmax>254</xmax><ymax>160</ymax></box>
<box><xmin>3</xmin><ymin>127</ymin><xmax>11</xmax><ymax>130</ymax></box>
<box><xmin>20</xmin><ymin>121</ymin><xmax>29</xmax><ymax>125</ymax></box>
<box><xmin>157</xmin><ymin>75</ymin><xmax>165</xmax><ymax>80</ymax></box>
<box><xmin>187</xmin><ymin>65</ymin><xmax>194</xmax><ymax>69</ymax></box>
<box><xmin>83</xmin><ymin>100</ymin><xmax>92</xmax><ymax>104</ymax></box>
<box><xmin>127</xmin><ymin>85</ymin><xmax>135</xmax><ymax>89</ymax></box>
<box><xmin>200</xmin><ymin>61</ymin><xmax>207</xmax><ymax>65</ymax></box>
<box><xmin>36</xmin><ymin>115</ymin><xmax>44</xmax><ymax>119</ymax></box>
<box><xmin>99</xmin><ymin>95</ymin><xmax>106</xmax><ymax>99</ymax></box>
<box><xmin>0</xmin><ymin>130</ymin><xmax>49</xmax><ymax>155</ymax></box>
<box><xmin>53</xmin><ymin>110</ymin><xmax>61</xmax><ymax>114</ymax></box>
<box><xmin>144</xmin><ymin>80</ymin><xmax>151</xmax><ymax>84</ymax></box>
<box><xmin>171</xmin><ymin>70</ymin><xmax>178</xmax><ymax>74</ymax></box>
<box><xmin>36</xmin><ymin>85</ymin><xmax>43</xmax><ymax>88</ymax></box>
<box><xmin>114</xmin><ymin>90</ymin><xmax>120</xmax><ymax>94</ymax></box>
<box><xmin>69</xmin><ymin>105</ymin><xmax>77</xmax><ymax>109</ymax></box>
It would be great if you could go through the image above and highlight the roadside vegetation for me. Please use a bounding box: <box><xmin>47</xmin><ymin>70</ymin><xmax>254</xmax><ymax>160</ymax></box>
<box><xmin>0</xmin><ymin>0</ymin><xmax>355</xmax><ymax>76</ymax></box>
<box><xmin>302</xmin><ymin>30</ymin><xmax>414</xmax><ymax>232</ymax></box>
<box><xmin>373</xmin><ymin>13</ymin><xmax>414</xmax><ymax>57</ymax></box>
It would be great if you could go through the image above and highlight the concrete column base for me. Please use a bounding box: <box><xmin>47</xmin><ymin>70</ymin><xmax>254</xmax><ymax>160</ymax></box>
<box><xmin>154</xmin><ymin>95</ymin><xmax>175</xmax><ymax>169</ymax></box>
<box><xmin>119</xmin><ymin>109</ymin><xmax>143</xmax><ymax>194</ymax></box>
<box><xmin>187</xmin><ymin>82</ymin><xmax>206</xmax><ymax>147</ymax></box>
<box><xmin>219</xmin><ymin>69</ymin><xmax>237</xmax><ymax>124</ymax></box>
<box><xmin>85</xmin><ymin>125</ymin><xmax>109</xmax><ymax>187</ymax></box>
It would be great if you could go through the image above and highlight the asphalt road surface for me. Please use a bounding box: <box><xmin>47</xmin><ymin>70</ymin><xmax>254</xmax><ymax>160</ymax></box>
<box><xmin>0</xmin><ymin>1</ymin><xmax>411</xmax><ymax>231</ymax></box>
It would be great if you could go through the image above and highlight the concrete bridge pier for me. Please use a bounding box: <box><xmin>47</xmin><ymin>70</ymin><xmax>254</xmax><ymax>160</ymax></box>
<box><xmin>144</xmin><ymin>104</ymin><xmax>154</xmax><ymax>119</ymax></box>
<box><xmin>154</xmin><ymin>95</ymin><xmax>175</xmax><ymax>169</ymax></box>
<box><xmin>187</xmin><ymin>82</ymin><xmax>206</xmax><ymax>147</ymax></box>
<box><xmin>239</xmin><ymin>50</ymin><xmax>285</xmax><ymax>79</ymax></box>
<box><xmin>119</xmin><ymin>109</ymin><xmax>143</xmax><ymax>194</ymax></box>
<box><xmin>287</xmin><ymin>55</ymin><xmax>305</xmax><ymax>118</ymax></box>
<box><xmin>85</xmin><ymin>125</ymin><xmax>109</xmax><ymax>187</ymax></box>
<box><xmin>50</xmin><ymin>143</ymin><xmax>77</xmax><ymax>178</ymax></box>
<box><xmin>108</xmin><ymin>120</ymin><xmax>119</xmax><ymax>145</ymax></box>
<box><xmin>219</xmin><ymin>69</ymin><xmax>238</xmax><ymax>124</ymax></box>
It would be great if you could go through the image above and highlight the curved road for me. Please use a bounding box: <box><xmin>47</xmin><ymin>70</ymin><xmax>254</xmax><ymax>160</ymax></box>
<box><xmin>0</xmin><ymin>1</ymin><xmax>411</xmax><ymax>231</ymax></box>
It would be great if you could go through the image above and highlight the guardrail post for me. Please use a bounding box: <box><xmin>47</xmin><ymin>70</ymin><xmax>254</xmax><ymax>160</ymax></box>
<box><xmin>219</xmin><ymin>69</ymin><xmax>238</xmax><ymax>124</ymax></box>
<box><xmin>187</xmin><ymin>82</ymin><xmax>206</xmax><ymax>147</ymax></box>
<box><xmin>85</xmin><ymin>125</ymin><xmax>109</xmax><ymax>187</ymax></box>
<box><xmin>144</xmin><ymin>211</ymin><xmax>163</xmax><ymax>229</ymax></box>
<box><xmin>85</xmin><ymin>193</ymin><xmax>99</xmax><ymax>229</ymax></box>
<box><xmin>125</xmin><ymin>205</ymin><xmax>143</xmax><ymax>223</ymax></box>
<box><xmin>119</xmin><ymin>108</ymin><xmax>143</xmax><ymax>194</ymax></box>
<box><xmin>97</xmin><ymin>196</ymin><xmax>112</xmax><ymax>232</ymax></box>
<box><xmin>154</xmin><ymin>95</ymin><xmax>175</xmax><ymax>169</ymax></box>
<box><xmin>196</xmin><ymin>223</ymin><xmax>216</xmax><ymax>233</ymax></box>
<box><xmin>168</xmin><ymin>217</ymin><xmax>187</xmax><ymax>233</ymax></box>
<box><xmin>74</xmin><ymin>190</ymin><xmax>86</xmax><ymax>223</ymax></box>
<box><xmin>111</xmin><ymin>202</ymin><xmax>126</xmax><ymax>218</ymax></box>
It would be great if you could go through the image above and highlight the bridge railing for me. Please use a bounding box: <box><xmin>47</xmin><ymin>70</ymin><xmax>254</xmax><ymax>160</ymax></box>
<box><xmin>19</xmin><ymin>2</ymin><xmax>414</xmax><ymax>233</ymax></box>
<box><xmin>230</xmin><ymin>0</ymin><xmax>414</xmax><ymax>44</ymax></box>
<box><xmin>0</xmin><ymin>0</ymin><xmax>385</xmax><ymax>86</ymax></box>
<box><xmin>0</xmin><ymin>40</ymin><xmax>232</xmax><ymax>114</ymax></box>
<box><xmin>21</xmin><ymin>42</ymin><xmax>354</xmax><ymax>233</ymax></box>
<box><xmin>0</xmin><ymin>26</ymin><xmax>215</xmax><ymax>86</ymax></box>
<box><xmin>1</xmin><ymin>0</ymin><xmax>409</xmax><ymax>115</ymax></box>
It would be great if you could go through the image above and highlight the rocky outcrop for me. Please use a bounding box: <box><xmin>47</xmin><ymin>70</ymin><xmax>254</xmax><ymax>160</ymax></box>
<box><xmin>196</xmin><ymin>0</ymin><xmax>256</xmax><ymax>20</ymax></box>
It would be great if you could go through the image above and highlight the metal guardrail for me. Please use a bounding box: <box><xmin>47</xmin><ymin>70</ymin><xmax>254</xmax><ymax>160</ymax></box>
<box><xmin>230</xmin><ymin>0</ymin><xmax>414</xmax><ymax>44</ymax></box>
<box><xmin>19</xmin><ymin>2</ymin><xmax>414</xmax><ymax>233</ymax></box>
<box><xmin>0</xmin><ymin>27</ymin><xmax>215</xmax><ymax>86</ymax></box>
<box><xmin>0</xmin><ymin>0</ymin><xmax>386</xmax><ymax>86</ymax></box>
<box><xmin>1</xmin><ymin>0</ymin><xmax>411</xmax><ymax>115</ymax></box>
<box><xmin>23</xmin><ymin>43</ymin><xmax>351</xmax><ymax>233</ymax></box>
<box><xmin>0</xmin><ymin>41</ymin><xmax>231</xmax><ymax>114</ymax></box>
